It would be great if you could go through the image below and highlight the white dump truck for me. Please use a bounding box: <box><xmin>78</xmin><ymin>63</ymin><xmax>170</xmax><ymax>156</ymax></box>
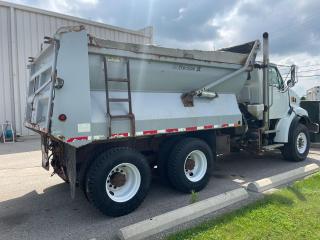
<box><xmin>25</xmin><ymin>26</ymin><xmax>318</xmax><ymax>216</ymax></box>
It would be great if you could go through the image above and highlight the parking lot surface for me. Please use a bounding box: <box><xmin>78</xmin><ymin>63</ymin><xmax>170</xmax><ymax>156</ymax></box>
<box><xmin>1</xmin><ymin>138</ymin><xmax>320</xmax><ymax>240</ymax></box>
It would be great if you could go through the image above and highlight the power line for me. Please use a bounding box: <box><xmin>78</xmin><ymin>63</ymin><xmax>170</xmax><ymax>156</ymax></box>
<box><xmin>276</xmin><ymin>64</ymin><xmax>320</xmax><ymax>69</ymax></box>
<box><xmin>298</xmin><ymin>68</ymin><xmax>320</xmax><ymax>73</ymax></box>
<box><xmin>297</xmin><ymin>64</ymin><xmax>320</xmax><ymax>68</ymax></box>
<box><xmin>297</xmin><ymin>75</ymin><xmax>320</xmax><ymax>78</ymax></box>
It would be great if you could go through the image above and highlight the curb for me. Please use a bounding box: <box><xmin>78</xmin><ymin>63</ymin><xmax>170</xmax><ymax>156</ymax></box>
<box><xmin>311</xmin><ymin>142</ymin><xmax>320</xmax><ymax>149</ymax></box>
<box><xmin>247</xmin><ymin>163</ymin><xmax>319</xmax><ymax>193</ymax></box>
<box><xmin>118</xmin><ymin>188</ymin><xmax>248</xmax><ymax>240</ymax></box>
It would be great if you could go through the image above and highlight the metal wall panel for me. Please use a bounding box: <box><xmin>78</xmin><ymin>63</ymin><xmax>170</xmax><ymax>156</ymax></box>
<box><xmin>0</xmin><ymin>1</ymin><xmax>153</xmax><ymax>136</ymax></box>
<box><xmin>0</xmin><ymin>6</ymin><xmax>13</xmax><ymax>129</ymax></box>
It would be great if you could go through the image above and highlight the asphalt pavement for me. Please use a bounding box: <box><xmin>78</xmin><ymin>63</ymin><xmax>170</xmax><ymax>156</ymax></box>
<box><xmin>1</xmin><ymin>137</ymin><xmax>319</xmax><ymax>240</ymax></box>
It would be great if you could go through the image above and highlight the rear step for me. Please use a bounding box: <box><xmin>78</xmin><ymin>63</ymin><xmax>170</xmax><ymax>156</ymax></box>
<box><xmin>107</xmin><ymin>78</ymin><xmax>129</xmax><ymax>83</ymax></box>
<box><xmin>108</xmin><ymin>98</ymin><xmax>130</xmax><ymax>102</ymax></box>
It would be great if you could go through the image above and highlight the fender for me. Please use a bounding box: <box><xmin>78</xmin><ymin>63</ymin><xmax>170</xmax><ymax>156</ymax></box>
<box><xmin>274</xmin><ymin>106</ymin><xmax>318</xmax><ymax>143</ymax></box>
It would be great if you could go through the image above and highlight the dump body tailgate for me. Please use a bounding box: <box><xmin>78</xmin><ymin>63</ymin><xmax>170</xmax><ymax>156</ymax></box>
<box><xmin>25</xmin><ymin>42</ymin><xmax>58</xmax><ymax>133</ymax></box>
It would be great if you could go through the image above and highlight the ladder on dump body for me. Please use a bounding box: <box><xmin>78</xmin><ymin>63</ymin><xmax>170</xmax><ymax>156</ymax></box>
<box><xmin>103</xmin><ymin>57</ymin><xmax>135</xmax><ymax>137</ymax></box>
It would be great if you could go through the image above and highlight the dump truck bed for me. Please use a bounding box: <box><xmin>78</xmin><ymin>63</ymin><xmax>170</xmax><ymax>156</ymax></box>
<box><xmin>25</xmin><ymin>28</ymin><xmax>259</xmax><ymax>148</ymax></box>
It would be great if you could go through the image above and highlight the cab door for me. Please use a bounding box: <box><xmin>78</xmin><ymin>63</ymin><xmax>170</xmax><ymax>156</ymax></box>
<box><xmin>268</xmin><ymin>67</ymin><xmax>290</xmax><ymax>119</ymax></box>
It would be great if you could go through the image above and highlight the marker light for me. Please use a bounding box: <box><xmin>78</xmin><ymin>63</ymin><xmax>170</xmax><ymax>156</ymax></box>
<box><xmin>58</xmin><ymin>114</ymin><xmax>67</xmax><ymax>121</ymax></box>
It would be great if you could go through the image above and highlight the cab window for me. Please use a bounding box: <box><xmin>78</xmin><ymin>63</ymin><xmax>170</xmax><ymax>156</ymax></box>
<box><xmin>269</xmin><ymin>67</ymin><xmax>283</xmax><ymax>89</ymax></box>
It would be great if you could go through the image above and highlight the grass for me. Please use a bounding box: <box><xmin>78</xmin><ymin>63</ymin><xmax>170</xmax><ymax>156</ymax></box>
<box><xmin>190</xmin><ymin>190</ymin><xmax>199</xmax><ymax>204</ymax></box>
<box><xmin>168</xmin><ymin>173</ymin><xmax>320</xmax><ymax>240</ymax></box>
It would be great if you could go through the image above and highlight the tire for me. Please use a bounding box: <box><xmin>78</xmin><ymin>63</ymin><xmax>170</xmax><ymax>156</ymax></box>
<box><xmin>167</xmin><ymin>138</ymin><xmax>213</xmax><ymax>193</ymax></box>
<box><xmin>282</xmin><ymin>123</ymin><xmax>310</xmax><ymax>162</ymax></box>
<box><xmin>157</xmin><ymin>137</ymin><xmax>182</xmax><ymax>185</ymax></box>
<box><xmin>85</xmin><ymin>147</ymin><xmax>151</xmax><ymax>217</ymax></box>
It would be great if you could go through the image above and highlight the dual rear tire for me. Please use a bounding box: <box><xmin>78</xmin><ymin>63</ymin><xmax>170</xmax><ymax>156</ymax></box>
<box><xmin>166</xmin><ymin>138</ymin><xmax>213</xmax><ymax>193</ymax></box>
<box><xmin>85</xmin><ymin>148</ymin><xmax>151</xmax><ymax>217</ymax></box>
<box><xmin>85</xmin><ymin>138</ymin><xmax>213</xmax><ymax>216</ymax></box>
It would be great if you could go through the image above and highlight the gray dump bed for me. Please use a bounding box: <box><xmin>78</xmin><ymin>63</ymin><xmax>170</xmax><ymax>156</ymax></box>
<box><xmin>25</xmin><ymin>27</ymin><xmax>259</xmax><ymax>147</ymax></box>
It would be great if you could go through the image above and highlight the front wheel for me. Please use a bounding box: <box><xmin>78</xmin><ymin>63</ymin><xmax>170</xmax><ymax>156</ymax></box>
<box><xmin>282</xmin><ymin>123</ymin><xmax>310</xmax><ymax>162</ymax></box>
<box><xmin>85</xmin><ymin>148</ymin><xmax>151</xmax><ymax>216</ymax></box>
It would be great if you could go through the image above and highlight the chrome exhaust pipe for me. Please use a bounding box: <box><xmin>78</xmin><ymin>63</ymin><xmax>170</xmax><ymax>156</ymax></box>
<box><xmin>262</xmin><ymin>32</ymin><xmax>269</xmax><ymax>131</ymax></box>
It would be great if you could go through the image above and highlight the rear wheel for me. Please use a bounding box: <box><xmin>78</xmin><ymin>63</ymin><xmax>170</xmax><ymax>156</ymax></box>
<box><xmin>167</xmin><ymin>138</ymin><xmax>213</xmax><ymax>193</ymax></box>
<box><xmin>282</xmin><ymin>123</ymin><xmax>310</xmax><ymax>162</ymax></box>
<box><xmin>85</xmin><ymin>147</ymin><xmax>151</xmax><ymax>216</ymax></box>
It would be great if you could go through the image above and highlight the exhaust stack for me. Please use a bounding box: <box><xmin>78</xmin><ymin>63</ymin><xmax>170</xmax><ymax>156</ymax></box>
<box><xmin>262</xmin><ymin>32</ymin><xmax>269</xmax><ymax>131</ymax></box>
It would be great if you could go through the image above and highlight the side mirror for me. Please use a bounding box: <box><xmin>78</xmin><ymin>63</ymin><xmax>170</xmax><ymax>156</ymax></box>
<box><xmin>290</xmin><ymin>65</ymin><xmax>296</xmax><ymax>87</ymax></box>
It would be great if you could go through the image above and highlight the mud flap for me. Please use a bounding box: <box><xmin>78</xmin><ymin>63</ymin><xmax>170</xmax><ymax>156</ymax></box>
<box><xmin>64</xmin><ymin>144</ymin><xmax>77</xmax><ymax>199</ymax></box>
<box><xmin>40</xmin><ymin>135</ymin><xmax>50</xmax><ymax>170</ymax></box>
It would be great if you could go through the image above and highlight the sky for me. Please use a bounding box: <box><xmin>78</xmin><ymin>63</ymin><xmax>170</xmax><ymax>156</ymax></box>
<box><xmin>9</xmin><ymin>0</ymin><xmax>320</xmax><ymax>95</ymax></box>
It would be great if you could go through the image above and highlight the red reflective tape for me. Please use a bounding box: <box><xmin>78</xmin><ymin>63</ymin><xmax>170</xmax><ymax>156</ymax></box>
<box><xmin>204</xmin><ymin>125</ymin><xmax>213</xmax><ymax>129</ymax></box>
<box><xmin>222</xmin><ymin>123</ymin><xmax>229</xmax><ymax>128</ymax></box>
<box><xmin>66</xmin><ymin>136</ymin><xmax>88</xmax><ymax>143</ymax></box>
<box><xmin>186</xmin><ymin>126</ymin><xmax>197</xmax><ymax>132</ymax></box>
<box><xmin>166</xmin><ymin>128</ymin><xmax>179</xmax><ymax>133</ymax></box>
<box><xmin>143</xmin><ymin>130</ymin><xmax>158</xmax><ymax>135</ymax></box>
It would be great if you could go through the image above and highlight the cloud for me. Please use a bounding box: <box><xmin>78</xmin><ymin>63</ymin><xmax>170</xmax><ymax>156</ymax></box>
<box><xmin>9</xmin><ymin>0</ymin><xmax>320</xmax><ymax>93</ymax></box>
<box><xmin>210</xmin><ymin>0</ymin><xmax>320</xmax><ymax>56</ymax></box>
<box><xmin>14</xmin><ymin>0</ymin><xmax>320</xmax><ymax>54</ymax></box>
<box><xmin>273</xmin><ymin>52</ymin><xmax>320</xmax><ymax>95</ymax></box>
<box><xmin>74</xmin><ymin>0</ymin><xmax>236</xmax><ymax>45</ymax></box>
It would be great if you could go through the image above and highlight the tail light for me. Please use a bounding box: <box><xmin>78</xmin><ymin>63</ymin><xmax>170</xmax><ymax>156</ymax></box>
<box><xmin>58</xmin><ymin>114</ymin><xmax>67</xmax><ymax>121</ymax></box>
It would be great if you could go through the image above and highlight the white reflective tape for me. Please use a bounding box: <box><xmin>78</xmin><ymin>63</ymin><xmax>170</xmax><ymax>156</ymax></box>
<box><xmin>107</xmin><ymin>123</ymin><xmax>237</xmax><ymax>139</ymax></box>
<box><xmin>93</xmin><ymin>135</ymin><xmax>105</xmax><ymax>140</ymax></box>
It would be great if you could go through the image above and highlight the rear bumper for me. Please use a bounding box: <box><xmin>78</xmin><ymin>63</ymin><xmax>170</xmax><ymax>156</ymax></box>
<box><xmin>25</xmin><ymin>122</ymin><xmax>48</xmax><ymax>133</ymax></box>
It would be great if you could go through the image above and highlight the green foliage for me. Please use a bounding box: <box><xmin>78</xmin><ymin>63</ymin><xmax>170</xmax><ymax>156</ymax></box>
<box><xmin>168</xmin><ymin>173</ymin><xmax>320</xmax><ymax>240</ymax></box>
<box><xmin>190</xmin><ymin>190</ymin><xmax>199</xmax><ymax>204</ymax></box>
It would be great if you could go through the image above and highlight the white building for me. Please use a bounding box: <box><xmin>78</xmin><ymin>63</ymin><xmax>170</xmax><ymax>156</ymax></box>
<box><xmin>306</xmin><ymin>86</ymin><xmax>320</xmax><ymax>101</ymax></box>
<box><xmin>0</xmin><ymin>1</ymin><xmax>153</xmax><ymax>136</ymax></box>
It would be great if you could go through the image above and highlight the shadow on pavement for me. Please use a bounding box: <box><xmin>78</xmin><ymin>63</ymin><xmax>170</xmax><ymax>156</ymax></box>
<box><xmin>215</xmin><ymin>150</ymin><xmax>320</xmax><ymax>183</ymax></box>
<box><xmin>0</xmin><ymin>149</ymin><xmax>318</xmax><ymax>240</ymax></box>
<box><xmin>0</xmin><ymin>137</ymin><xmax>40</xmax><ymax>155</ymax></box>
<box><xmin>0</xmin><ymin>174</ymin><xmax>241</xmax><ymax>240</ymax></box>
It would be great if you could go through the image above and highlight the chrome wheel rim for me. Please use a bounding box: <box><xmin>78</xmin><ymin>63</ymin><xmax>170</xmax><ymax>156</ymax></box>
<box><xmin>296</xmin><ymin>132</ymin><xmax>307</xmax><ymax>154</ymax></box>
<box><xmin>106</xmin><ymin>163</ymin><xmax>141</xmax><ymax>202</ymax></box>
<box><xmin>184</xmin><ymin>150</ymin><xmax>207</xmax><ymax>182</ymax></box>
